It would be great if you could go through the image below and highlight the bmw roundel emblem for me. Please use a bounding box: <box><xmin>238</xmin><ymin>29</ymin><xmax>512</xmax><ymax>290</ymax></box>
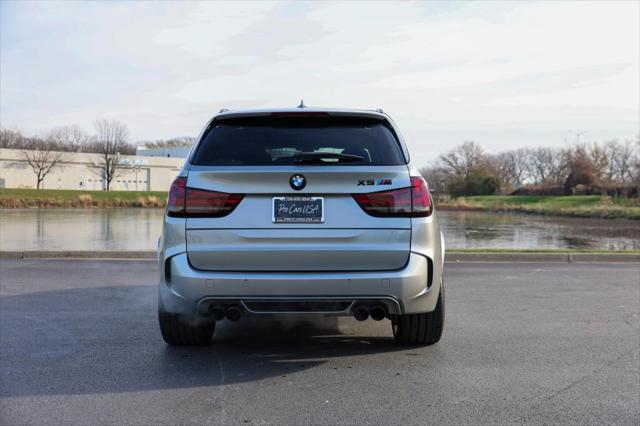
<box><xmin>290</xmin><ymin>174</ymin><xmax>306</xmax><ymax>190</ymax></box>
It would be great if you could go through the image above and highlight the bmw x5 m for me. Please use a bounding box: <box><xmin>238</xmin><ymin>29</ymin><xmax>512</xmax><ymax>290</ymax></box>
<box><xmin>158</xmin><ymin>107</ymin><xmax>445</xmax><ymax>345</ymax></box>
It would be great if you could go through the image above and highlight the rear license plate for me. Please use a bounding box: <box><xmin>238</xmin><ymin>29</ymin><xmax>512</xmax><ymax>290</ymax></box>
<box><xmin>273</xmin><ymin>197</ymin><xmax>324</xmax><ymax>223</ymax></box>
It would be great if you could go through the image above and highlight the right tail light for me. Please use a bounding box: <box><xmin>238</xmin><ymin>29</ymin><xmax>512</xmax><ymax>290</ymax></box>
<box><xmin>353</xmin><ymin>176</ymin><xmax>433</xmax><ymax>217</ymax></box>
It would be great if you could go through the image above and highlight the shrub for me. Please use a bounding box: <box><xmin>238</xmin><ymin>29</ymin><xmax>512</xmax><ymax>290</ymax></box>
<box><xmin>511</xmin><ymin>185</ymin><xmax>564</xmax><ymax>196</ymax></box>
<box><xmin>449</xmin><ymin>168</ymin><xmax>501</xmax><ymax>197</ymax></box>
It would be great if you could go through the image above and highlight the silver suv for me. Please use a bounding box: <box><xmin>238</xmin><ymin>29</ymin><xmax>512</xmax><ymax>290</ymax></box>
<box><xmin>158</xmin><ymin>107</ymin><xmax>445</xmax><ymax>346</ymax></box>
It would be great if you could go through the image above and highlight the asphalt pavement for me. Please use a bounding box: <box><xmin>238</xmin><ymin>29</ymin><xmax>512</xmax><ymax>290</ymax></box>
<box><xmin>0</xmin><ymin>259</ymin><xmax>638</xmax><ymax>425</ymax></box>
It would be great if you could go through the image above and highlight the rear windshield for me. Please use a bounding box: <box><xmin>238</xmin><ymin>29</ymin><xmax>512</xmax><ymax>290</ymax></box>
<box><xmin>191</xmin><ymin>115</ymin><xmax>406</xmax><ymax>166</ymax></box>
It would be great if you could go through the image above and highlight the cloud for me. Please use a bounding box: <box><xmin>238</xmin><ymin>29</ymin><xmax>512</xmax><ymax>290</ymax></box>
<box><xmin>1</xmin><ymin>0</ymin><xmax>638</xmax><ymax>165</ymax></box>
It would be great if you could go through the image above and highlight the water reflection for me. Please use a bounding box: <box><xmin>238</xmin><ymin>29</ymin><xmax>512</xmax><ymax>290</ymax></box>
<box><xmin>0</xmin><ymin>208</ymin><xmax>638</xmax><ymax>251</ymax></box>
<box><xmin>0</xmin><ymin>209</ymin><xmax>164</xmax><ymax>251</ymax></box>
<box><xmin>437</xmin><ymin>210</ymin><xmax>640</xmax><ymax>250</ymax></box>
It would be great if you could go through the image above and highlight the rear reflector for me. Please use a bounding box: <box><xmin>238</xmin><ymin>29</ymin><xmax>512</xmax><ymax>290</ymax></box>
<box><xmin>167</xmin><ymin>177</ymin><xmax>244</xmax><ymax>218</ymax></box>
<box><xmin>353</xmin><ymin>176</ymin><xmax>433</xmax><ymax>217</ymax></box>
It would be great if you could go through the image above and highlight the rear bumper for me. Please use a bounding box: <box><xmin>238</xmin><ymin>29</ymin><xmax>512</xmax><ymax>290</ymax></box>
<box><xmin>159</xmin><ymin>252</ymin><xmax>441</xmax><ymax>316</ymax></box>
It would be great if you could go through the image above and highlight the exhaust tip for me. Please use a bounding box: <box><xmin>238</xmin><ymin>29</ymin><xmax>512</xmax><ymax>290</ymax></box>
<box><xmin>225</xmin><ymin>305</ymin><xmax>243</xmax><ymax>322</ymax></box>
<box><xmin>209</xmin><ymin>305</ymin><xmax>225</xmax><ymax>321</ymax></box>
<box><xmin>353</xmin><ymin>307</ymin><xmax>369</xmax><ymax>321</ymax></box>
<box><xmin>370</xmin><ymin>306</ymin><xmax>387</xmax><ymax>321</ymax></box>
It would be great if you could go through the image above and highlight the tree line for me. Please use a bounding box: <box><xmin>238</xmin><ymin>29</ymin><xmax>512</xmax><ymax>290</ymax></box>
<box><xmin>2</xmin><ymin>121</ymin><xmax>638</xmax><ymax>197</ymax></box>
<box><xmin>421</xmin><ymin>138</ymin><xmax>640</xmax><ymax>198</ymax></box>
<box><xmin>0</xmin><ymin>120</ymin><xmax>192</xmax><ymax>190</ymax></box>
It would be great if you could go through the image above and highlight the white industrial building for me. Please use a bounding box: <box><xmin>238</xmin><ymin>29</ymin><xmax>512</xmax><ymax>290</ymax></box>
<box><xmin>136</xmin><ymin>145</ymin><xmax>192</xmax><ymax>158</ymax></box>
<box><xmin>0</xmin><ymin>148</ymin><xmax>184</xmax><ymax>191</ymax></box>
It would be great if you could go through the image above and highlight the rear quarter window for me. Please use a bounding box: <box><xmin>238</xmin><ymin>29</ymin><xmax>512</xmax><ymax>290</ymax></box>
<box><xmin>191</xmin><ymin>115</ymin><xmax>406</xmax><ymax>166</ymax></box>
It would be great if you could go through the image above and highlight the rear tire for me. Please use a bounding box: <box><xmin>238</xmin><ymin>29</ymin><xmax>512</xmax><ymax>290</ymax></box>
<box><xmin>159</xmin><ymin>312</ymin><xmax>215</xmax><ymax>346</ymax></box>
<box><xmin>393</xmin><ymin>279</ymin><xmax>444</xmax><ymax>345</ymax></box>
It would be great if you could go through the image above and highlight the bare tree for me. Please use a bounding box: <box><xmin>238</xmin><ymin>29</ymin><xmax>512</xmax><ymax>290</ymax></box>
<box><xmin>611</xmin><ymin>139</ymin><xmax>636</xmax><ymax>185</ymax></box>
<box><xmin>493</xmin><ymin>148</ymin><xmax>531</xmax><ymax>189</ymax></box>
<box><xmin>1</xmin><ymin>128</ymin><xmax>27</xmax><ymax>149</ymax></box>
<box><xmin>46</xmin><ymin>125</ymin><xmax>89</xmax><ymax>152</ymax></box>
<box><xmin>143</xmin><ymin>136</ymin><xmax>196</xmax><ymax>149</ymax></box>
<box><xmin>591</xmin><ymin>141</ymin><xmax>615</xmax><ymax>184</ymax></box>
<box><xmin>89</xmin><ymin>119</ymin><xmax>130</xmax><ymax>191</ymax></box>
<box><xmin>527</xmin><ymin>147</ymin><xmax>567</xmax><ymax>185</ymax></box>
<box><xmin>438</xmin><ymin>141</ymin><xmax>486</xmax><ymax>179</ymax></box>
<box><xmin>528</xmin><ymin>147</ymin><xmax>552</xmax><ymax>184</ymax></box>
<box><xmin>21</xmin><ymin>149</ymin><xmax>65</xmax><ymax>189</ymax></box>
<box><xmin>632</xmin><ymin>135</ymin><xmax>640</xmax><ymax>185</ymax></box>
<box><xmin>2</xmin><ymin>128</ymin><xmax>58</xmax><ymax>151</ymax></box>
<box><xmin>419</xmin><ymin>165</ymin><xmax>448</xmax><ymax>195</ymax></box>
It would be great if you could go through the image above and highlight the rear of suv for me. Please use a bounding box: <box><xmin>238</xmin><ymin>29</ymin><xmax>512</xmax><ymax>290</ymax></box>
<box><xmin>158</xmin><ymin>107</ymin><xmax>445</xmax><ymax>345</ymax></box>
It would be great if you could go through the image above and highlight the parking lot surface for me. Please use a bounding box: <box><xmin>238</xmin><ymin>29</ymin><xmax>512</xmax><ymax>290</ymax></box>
<box><xmin>0</xmin><ymin>259</ymin><xmax>638</xmax><ymax>425</ymax></box>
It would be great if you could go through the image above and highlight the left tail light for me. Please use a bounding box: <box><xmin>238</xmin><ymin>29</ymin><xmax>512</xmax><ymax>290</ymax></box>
<box><xmin>353</xmin><ymin>176</ymin><xmax>433</xmax><ymax>217</ymax></box>
<box><xmin>167</xmin><ymin>177</ymin><xmax>244</xmax><ymax>218</ymax></box>
<box><xmin>166</xmin><ymin>177</ymin><xmax>187</xmax><ymax>217</ymax></box>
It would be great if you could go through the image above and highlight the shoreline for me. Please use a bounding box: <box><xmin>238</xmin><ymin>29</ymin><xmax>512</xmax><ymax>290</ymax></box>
<box><xmin>1</xmin><ymin>249</ymin><xmax>638</xmax><ymax>263</ymax></box>
<box><xmin>437</xmin><ymin>205</ymin><xmax>640</xmax><ymax>220</ymax></box>
<box><xmin>436</xmin><ymin>195</ymin><xmax>640</xmax><ymax>220</ymax></box>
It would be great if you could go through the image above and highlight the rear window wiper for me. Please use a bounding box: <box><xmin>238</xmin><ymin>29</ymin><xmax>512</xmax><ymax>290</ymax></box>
<box><xmin>291</xmin><ymin>152</ymin><xmax>364</xmax><ymax>164</ymax></box>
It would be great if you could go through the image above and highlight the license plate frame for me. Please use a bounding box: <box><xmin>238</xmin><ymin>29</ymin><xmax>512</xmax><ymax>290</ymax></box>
<box><xmin>272</xmin><ymin>196</ymin><xmax>324</xmax><ymax>223</ymax></box>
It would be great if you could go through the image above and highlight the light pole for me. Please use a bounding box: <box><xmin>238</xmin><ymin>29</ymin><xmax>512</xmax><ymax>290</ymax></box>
<box><xmin>568</xmin><ymin>130</ymin><xmax>587</xmax><ymax>145</ymax></box>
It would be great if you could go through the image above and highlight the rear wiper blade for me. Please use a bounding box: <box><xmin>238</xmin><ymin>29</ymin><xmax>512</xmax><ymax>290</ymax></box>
<box><xmin>291</xmin><ymin>152</ymin><xmax>363</xmax><ymax>163</ymax></box>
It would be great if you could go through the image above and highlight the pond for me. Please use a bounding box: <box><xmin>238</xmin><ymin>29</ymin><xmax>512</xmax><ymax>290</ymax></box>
<box><xmin>438</xmin><ymin>210</ymin><xmax>639</xmax><ymax>250</ymax></box>
<box><xmin>0</xmin><ymin>208</ymin><xmax>638</xmax><ymax>251</ymax></box>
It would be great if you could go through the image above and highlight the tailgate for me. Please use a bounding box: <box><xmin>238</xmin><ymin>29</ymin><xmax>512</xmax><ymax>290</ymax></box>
<box><xmin>185</xmin><ymin>166</ymin><xmax>411</xmax><ymax>272</ymax></box>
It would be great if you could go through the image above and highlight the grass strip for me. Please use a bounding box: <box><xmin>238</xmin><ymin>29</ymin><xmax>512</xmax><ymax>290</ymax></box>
<box><xmin>438</xmin><ymin>195</ymin><xmax>640</xmax><ymax>220</ymax></box>
<box><xmin>0</xmin><ymin>188</ymin><xmax>167</xmax><ymax>208</ymax></box>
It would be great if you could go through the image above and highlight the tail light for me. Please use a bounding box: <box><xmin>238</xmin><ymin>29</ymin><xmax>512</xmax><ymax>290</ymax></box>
<box><xmin>167</xmin><ymin>177</ymin><xmax>244</xmax><ymax>218</ymax></box>
<box><xmin>353</xmin><ymin>176</ymin><xmax>432</xmax><ymax>217</ymax></box>
<box><xmin>166</xmin><ymin>177</ymin><xmax>187</xmax><ymax>217</ymax></box>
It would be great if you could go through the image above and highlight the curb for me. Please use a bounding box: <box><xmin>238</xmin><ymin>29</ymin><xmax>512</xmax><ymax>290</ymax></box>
<box><xmin>445</xmin><ymin>252</ymin><xmax>640</xmax><ymax>263</ymax></box>
<box><xmin>1</xmin><ymin>251</ymin><xmax>638</xmax><ymax>263</ymax></box>
<box><xmin>1</xmin><ymin>251</ymin><xmax>157</xmax><ymax>260</ymax></box>
<box><xmin>446</xmin><ymin>252</ymin><xmax>567</xmax><ymax>263</ymax></box>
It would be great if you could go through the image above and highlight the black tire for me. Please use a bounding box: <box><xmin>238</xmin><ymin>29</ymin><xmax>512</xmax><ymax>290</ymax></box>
<box><xmin>393</xmin><ymin>280</ymin><xmax>444</xmax><ymax>345</ymax></box>
<box><xmin>158</xmin><ymin>312</ymin><xmax>215</xmax><ymax>346</ymax></box>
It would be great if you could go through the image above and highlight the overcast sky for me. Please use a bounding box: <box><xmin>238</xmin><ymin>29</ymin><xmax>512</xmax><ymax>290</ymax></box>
<box><xmin>1</xmin><ymin>0</ymin><xmax>638</xmax><ymax>165</ymax></box>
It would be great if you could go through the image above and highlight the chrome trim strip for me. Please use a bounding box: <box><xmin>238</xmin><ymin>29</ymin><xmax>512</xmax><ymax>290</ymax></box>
<box><xmin>240</xmin><ymin>300</ymin><xmax>355</xmax><ymax>315</ymax></box>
